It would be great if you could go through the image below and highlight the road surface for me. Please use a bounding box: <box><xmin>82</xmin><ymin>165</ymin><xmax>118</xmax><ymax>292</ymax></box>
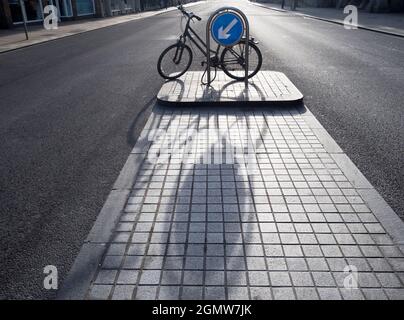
<box><xmin>0</xmin><ymin>0</ymin><xmax>402</xmax><ymax>298</ymax></box>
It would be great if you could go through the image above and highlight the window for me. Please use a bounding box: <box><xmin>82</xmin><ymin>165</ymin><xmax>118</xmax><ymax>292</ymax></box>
<box><xmin>8</xmin><ymin>0</ymin><xmax>44</xmax><ymax>23</ymax></box>
<box><xmin>76</xmin><ymin>0</ymin><xmax>94</xmax><ymax>16</ymax></box>
<box><xmin>57</xmin><ymin>0</ymin><xmax>73</xmax><ymax>17</ymax></box>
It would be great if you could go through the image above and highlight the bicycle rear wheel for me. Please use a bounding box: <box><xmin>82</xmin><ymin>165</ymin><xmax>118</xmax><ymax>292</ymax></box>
<box><xmin>157</xmin><ymin>43</ymin><xmax>193</xmax><ymax>80</ymax></box>
<box><xmin>220</xmin><ymin>40</ymin><xmax>262</xmax><ymax>81</ymax></box>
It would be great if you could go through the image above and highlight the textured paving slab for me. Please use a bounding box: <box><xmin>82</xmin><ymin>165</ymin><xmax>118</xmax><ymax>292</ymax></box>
<box><xmin>59</xmin><ymin>104</ymin><xmax>404</xmax><ymax>300</ymax></box>
<box><xmin>157</xmin><ymin>71</ymin><xmax>304</xmax><ymax>104</ymax></box>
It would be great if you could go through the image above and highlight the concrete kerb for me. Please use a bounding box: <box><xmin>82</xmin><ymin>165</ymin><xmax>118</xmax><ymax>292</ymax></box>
<box><xmin>0</xmin><ymin>1</ymin><xmax>207</xmax><ymax>54</ymax></box>
<box><xmin>157</xmin><ymin>71</ymin><xmax>304</xmax><ymax>105</ymax></box>
<box><xmin>250</xmin><ymin>2</ymin><xmax>404</xmax><ymax>39</ymax></box>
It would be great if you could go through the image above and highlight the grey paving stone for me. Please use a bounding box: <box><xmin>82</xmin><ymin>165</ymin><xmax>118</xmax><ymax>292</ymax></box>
<box><xmin>117</xmin><ymin>270</ymin><xmax>139</xmax><ymax>285</ymax></box>
<box><xmin>135</xmin><ymin>286</ymin><xmax>158</xmax><ymax>300</ymax></box>
<box><xmin>248</xmin><ymin>271</ymin><xmax>270</xmax><ymax>286</ymax></box>
<box><xmin>250</xmin><ymin>287</ymin><xmax>272</xmax><ymax>300</ymax></box>
<box><xmin>298</xmin><ymin>234</ymin><xmax>318</xmax><ymax>244</ymax></box>
<box><xmin>126</xmin><ymin>244</ymin><xmax>147</xmax><ymax>256</ymax></box>
<box><xmin>358</xmin><ymin>272</ymin><xmax>380</xmax><ymax>288</ymax></box>
<box><xmin>361</xmin><ymin>245</ymin><xmax>383</xmax><ymax>258</ymax></box>
<box><xmin>384</xmin><ymin>289</ymin><xmax>404</xmax><ymax>300</ymax></box>
<box><xmin>388</xmin><ymin>258</ymin><xmax>404</xmax><ymax>271</ymax></box>
<box><xmin>340</xmin><ymin>288</ymin><xmax>365</xmax><ymax>300</ymax></box>
<box><xmin>246</xmin><ymin>257</ymin><xmax>267</xmax><ymax>270</ymax></box>
<box><xmin>106</xmin><ymin>244</ymin><xmax>127</xmax><ymax>256</ymax></box>
<box><xmin>164</xmin><ymin>256</ymin><xmax>184</xmax><ymax>270</ymax></box>
<box><xmin>317</xmin><ymin>288</ymin><xmax>342</xmax><ymax>300</ymax></box>
<box><xmin>186</xmin><ymin>244</ymin><xmax>205</xmax><ymax>256</ymax></box>
<box><xmin>166</xmin><ymin>243</ymin><xmax>185</xmax><ymax>255</ymax></box>
<box><xmin>379</xmin><ymin>246</ymin><xmax>403</xmax><ymax>258</ymax></box>
<box><xmin>188</xmin><ymin>233</ymin><xmax>205</xmax><ymax>243</ymax></box>
<box><xmin>205</xmin><ymin>271</ymin><xmax>225</xmax><ymax>285</ymax></box>
<box><xmin>185</xmin><ymin>256</ymin><xmax>204</xmax><ymax>270</ymax></box>
<box><xmin>226</xmin><ymin>271</ymin><xmax>247</xmax><ymax>286</ymax></box>
<box><xmin>227</xmin><ymin>287</ymin><xmax>249</xmax><ymax>300</ymax></box>
<box><xmin>264</xmin><ymin>245</ymin><xmax>283</xmax><ymax>257</ymax></box>
<box><xmin>95</xmin><ymin>270</ymin><xmax>117</xmax><ymax>284</ymax></box>
<box><xmin>161</xmin><ymin>270</ymin><xmax>182</xmax><ymax>285</ymax></box>
<box><xmin>204</xmin><ymin>287</ymin><xmax>226</xmax><ymax>300</ymax></box>
<box><xmin>226</xmin><ymin>257</ymin><xmax>246</xmax><ymax>270</ymax></box>
<box><xmin>143</xmin><ymin>256</ymin><xmax>164</xmax><ymax>269</ymax></box>
<box><xmin>286</xmin><ymin>258</ymin><xmax>309</xmax><ymax>271</ymax></box>
<box><xmin>269</xmin><ymin>272</ymin><xmax>292</xmax><ymax>286</ymax></box>
<box><xmin>182</xmin><ymin>286</ymin><xmax>203</xmax><ymax>300</ymax></box>
<box><xmin>346</xmin><ymin>258</ymin><xmax>371</xmax><ymax>272</ymax></box>
<box><xmin>375</xmin><ymin>273</ymin><xmax>402</xmax><ymax>288</ymax></box>
<box><xmin>207</xmin><ymin>232</ymin><xmax>224</xmax><ymax>243</ymax></box>
<box><xmin>283</xmin><ymin>245</ymin><xmax>304</xmax><ymax>257</ymax></box>
<box><xmin>139</xmin><ymin>270</ymin><xmax>161</xmax><ymax>285</ymax></box>
<box><xmin>312</xmin><ymin>272</ymin><xmax>336</xmax><ymax>287</ymax></box>
<box><xmin>326</xmin><ymin>258</ymin><xmax>348</xmax><ymax>272</ymax></box>
<box><xmin>290</xmin><ymin>272</ymin><xmax>314</xmax><ymax>287</ymax></box>
<box><xmin>206</xmin><ymin>256</ymin><xmax>225</xmax><ymax>270</ymax></box>
<box><xmin>88</xmin><ymin>285</ymin><xmax>112</xmax><ymax>300</ymax></box>
<box><xmin>159</xmin><ymin>286</ymin><xmax>181</xmax><ymax>300</ymax></box>
<box><xmin>207</xmin><ymin>223</ymin><xmax>223</xmax><ymax>232</ymax></box>
<box><xmin>367</xmin><ymin>258</ymin><xmax>393</xmax><ymax>272</ymax></box>
<box><xmin>307</xmin><ymin>258</ymin><xmax>329</xmax><ymax>271</ymax></box>
<box><xmin>206</xmin><ymin>244</ymin><xmax>224</xmax><ymax>256</ymax></box>
<box><xmin>272</xmin><ymin>287</ymin><xmax>296</xmax><ymax>300</ymax></box>
<box><xmin>295</xmin><ymin>287</ymin><xmax>319</xmax><ymax>300</ymax></box>
<box><xmin>267</xmin><ymin>257</ymin><xmax>288</xmax><ymax>271</ymax></box>
<box><xmin>102</xmin><ymin>256</ymin><xmax>123</xmax><ymax>269</ymax></box>
<box><xmin>183</xmin><ymin>271</ymin><xmax>204</xmax><ymax>285</ymax></box>
<box><xmin>362</xmin><ymin>288</ymin><xmax>388</xmax><ymax>300</ymax></box>
<box><xmin>321</xmin><ymin>245</ymin><xmax>343</xmax><ymax>257</ymax></box>
<box><xmin>111</xmin><ymin>285</ymin><xmax>135</xmax><ymax>300</ymax></box>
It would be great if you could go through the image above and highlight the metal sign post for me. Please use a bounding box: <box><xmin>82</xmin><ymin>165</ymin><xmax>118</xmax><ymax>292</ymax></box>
<box><xmin>206</xmin><ymin>7</ymin><xmax>249</xmax><ymax>88</ymax></box>
<box><xmin>19</xmin><ymin>0</ymin><xmax>29</xmax><ymax>40</ymax></box>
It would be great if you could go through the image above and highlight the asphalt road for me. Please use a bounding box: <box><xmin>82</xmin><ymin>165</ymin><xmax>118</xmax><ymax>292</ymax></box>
<box><xmin>0</xmin><ymin>0</ymin><xmax>403</xmax><ymax>299</ymax></box>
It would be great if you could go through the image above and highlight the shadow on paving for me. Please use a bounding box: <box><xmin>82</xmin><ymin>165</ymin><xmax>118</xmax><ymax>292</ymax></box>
<box><xmin>119</xmin><ymin>101</ymin><xmax>306</xmax><ymax>299</ymax></box>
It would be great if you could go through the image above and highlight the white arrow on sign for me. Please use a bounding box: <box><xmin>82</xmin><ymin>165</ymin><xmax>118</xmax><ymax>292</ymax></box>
<box><xmin>218</xmin><ymin>18</ymin><xmax>239</xmax><ymax>40</ymax></box>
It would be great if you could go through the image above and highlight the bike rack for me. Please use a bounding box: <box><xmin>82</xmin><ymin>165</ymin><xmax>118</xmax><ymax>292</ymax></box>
<box><xmin>206</xmin><ymin>7</ymin><xmax>250</xmax><ymax>88</ymax></box>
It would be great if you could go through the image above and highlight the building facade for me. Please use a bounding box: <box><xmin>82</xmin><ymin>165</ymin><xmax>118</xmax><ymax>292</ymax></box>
<box><xmin>0</xmin><ymin>0</ymin><xmax>183</xmax><ymax>28</ymax></box>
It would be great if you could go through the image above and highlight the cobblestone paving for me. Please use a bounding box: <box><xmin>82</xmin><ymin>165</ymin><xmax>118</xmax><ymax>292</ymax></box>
<box><xmin>87</xmin><ymin>107</ymin><xmax>404</xmax><ymax>300</ymax></box>
<box><xmin>157</xmin><ymin>71</ymin><xmax>303</xmax><ymax>103</ymax></box>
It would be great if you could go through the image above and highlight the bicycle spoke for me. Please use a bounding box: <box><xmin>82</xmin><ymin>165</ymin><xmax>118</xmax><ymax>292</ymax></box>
<box><xmin>220</xmin><ymin>40</ymin><xmax>262</xmax><ymax>80</ymax></box>
<box><xmin>158</xmin><ymin>44</ymin><xmax>192</xmax><ymax>79</ymax></box>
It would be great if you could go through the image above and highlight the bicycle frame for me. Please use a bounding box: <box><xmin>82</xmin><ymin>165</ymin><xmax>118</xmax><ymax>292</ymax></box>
<box><xmin>179</xmin><ymin>16</ymin><xmax>221</xmax><ymax>65</ymax></box>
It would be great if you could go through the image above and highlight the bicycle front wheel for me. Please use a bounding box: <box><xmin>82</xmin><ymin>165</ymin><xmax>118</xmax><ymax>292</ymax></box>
<box><xmin>220</xmin><ymin>40</ymin><xmax>262</xmax><ymax>81</ymax></box>
<box><xmin>157</xmin><ymin>43</ymin><xmax>193</xmax><ymax>80</ymax></box>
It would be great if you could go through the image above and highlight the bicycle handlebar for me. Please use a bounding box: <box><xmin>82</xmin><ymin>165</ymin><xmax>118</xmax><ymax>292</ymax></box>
<box><xmin>177</xmin><ymin>3</ymin><xmax>201</xmax><ymax>21</ymax></box>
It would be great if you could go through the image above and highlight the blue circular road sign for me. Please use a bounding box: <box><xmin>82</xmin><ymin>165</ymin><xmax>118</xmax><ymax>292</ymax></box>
<box><xmin>211</xmin><ymin>12</ymin><xmax>244</xmax><ymax>47</ymax></box>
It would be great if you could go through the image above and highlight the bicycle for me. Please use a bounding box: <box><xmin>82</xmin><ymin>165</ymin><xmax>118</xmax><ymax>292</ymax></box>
<box><xmin>157</xmin><ymin>2</ymin><xmax>262</xmax><ymax>82</ymax></box>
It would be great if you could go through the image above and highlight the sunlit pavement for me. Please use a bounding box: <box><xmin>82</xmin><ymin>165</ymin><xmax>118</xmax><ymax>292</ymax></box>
<box><xmin>60</xmin><ymin>102</ymin><xmax>404</xmax><ymax>300</ymax></box>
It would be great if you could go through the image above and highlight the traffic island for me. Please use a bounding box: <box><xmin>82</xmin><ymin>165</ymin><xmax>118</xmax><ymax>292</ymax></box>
<box><xmin>157</xmin><ymin>71</ymin><xmax>304</xmax><ymax>105</ymax></box>
<box><xmin>59</xmin><ymin>102</ymin><xmax>404</xmax><ymax>300</ymax></box>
